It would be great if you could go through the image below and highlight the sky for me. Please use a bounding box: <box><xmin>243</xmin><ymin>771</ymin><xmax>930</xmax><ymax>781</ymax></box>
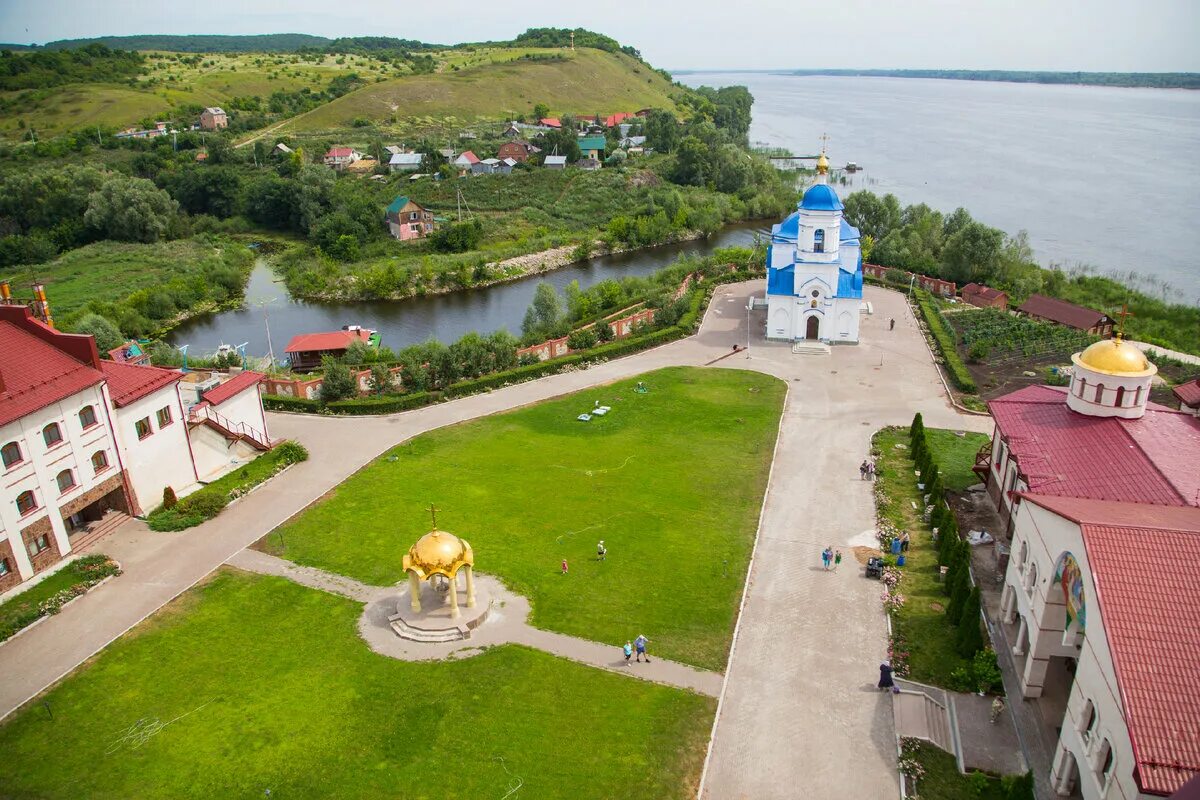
<box><xmin>1</xmin><ymin>0</ymin><xmax>1198</xmax><ymax>72</ymax></box>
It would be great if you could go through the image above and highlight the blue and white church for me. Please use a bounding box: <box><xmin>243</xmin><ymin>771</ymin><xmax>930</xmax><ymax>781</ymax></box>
<box><xmin>765</xmin><ymin>152</ymin><xmax>864</xmax><ymax>344</ymax></box>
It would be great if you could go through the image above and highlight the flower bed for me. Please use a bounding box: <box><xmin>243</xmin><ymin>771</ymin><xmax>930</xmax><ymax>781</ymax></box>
<box><xmin>0</xmin><ymin>555</ymin><xmax>121</xmax><ymax>642</ymax></box>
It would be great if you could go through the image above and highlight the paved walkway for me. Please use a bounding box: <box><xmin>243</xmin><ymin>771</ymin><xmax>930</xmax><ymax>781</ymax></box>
<box><xmin>697</xmin><ymin>284</ymin><xmax>992</xmax><ymax>800</ymax></box>
<box><xmin>227</xmin><ymin>550</ymin><xmax>722</xmax><ymax>697</ymax></box>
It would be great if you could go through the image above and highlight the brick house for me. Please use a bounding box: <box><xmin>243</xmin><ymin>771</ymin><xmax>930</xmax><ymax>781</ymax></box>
<box><xmin>199</xmin><ymin>107</ymin><xmax>228</xmax><ymax>130</ymax></box>
<box><xmin>960</xmin><ymin>282</ymin><xmax>1009</xmax><ymax>310</ymax></box>
<box><xmin>386</xmin><ymin>196</ymin><xmax>434</xmax><ymax>241</ymax></box>
<box><xmin>1017</xmin><ymin>294</ymin><xmax>1114</xmax><ymax>336</ymax></box>
<box><xmin>497</xmin><ymin>141</ymin><xmax>540</xmax><ymax>164</ymax></box>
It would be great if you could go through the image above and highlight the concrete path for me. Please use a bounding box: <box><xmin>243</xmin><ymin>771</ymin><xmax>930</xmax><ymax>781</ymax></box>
<box><xmin>696</xmin><ymin>284</ymin><xmax>993</xmax><ymax>800</ymax></box>
<box><xmin>226</xmin><ymin>550</ymin><xmax>722</xmax><ymax>697</ymax></box>
<box><xmin>1128</xmin><ymin>340</ymin><xmax>1200</xmax><ymax>366</ymax></box>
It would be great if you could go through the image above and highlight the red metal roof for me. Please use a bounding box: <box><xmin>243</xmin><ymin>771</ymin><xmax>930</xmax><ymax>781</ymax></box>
<box><xmin>284</xmin><ymin>329</ymin><xmax>371</xmax><ymax>354</ymax></box>
<box><xmin>0</xmin><ymin>321</ymin><xmax>105</xmax><ymax>426</ymax></box>
<box><xmin>1174</xmin><ymin>379</ymin><xmax>1200</xmax><ymax>408</ymax></box>
<box><xmin>1022</xmin><ymin>494</ymin><xmax>1200</xmax><ymax>795</ymax></box>
<box><xmin>325</xmin><ymin>147</ymin><xmax>354</xmax><ymax>158</ymax></box>
<box><xmin>989</xmin><ymin>385</ymin><xmax>1200</xmax><ymax>507</ymax></box>
<box><xmin>961</xmin><ymin>283</ymin><xmax>1007</xmax><ymax>302</ymax></box>
<box><xmin>201</xmin><ymin>371</ymin><xmax>263</xmax><ymax>406</ymax></box>
<box><xmin>100</xmin><ymin>360</ymin><xmax>181</xmax><ymax>407</ymax></box>
<box><xmin>1017</xmin><ymin>294</ymin><xmax>1109</xmax><ymax>330</ymax></box>
<box><xmin>539</xmin><ymin>117</ymin><xmax>561</xmax><ymax>128</ymax></box>
<box><xmin>457</xmin><ymin>150</ymin><xmax>480</xmax><ymax>164</ymax></box>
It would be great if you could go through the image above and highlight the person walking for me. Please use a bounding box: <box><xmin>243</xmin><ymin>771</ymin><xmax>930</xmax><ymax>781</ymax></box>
<box><xmin>822</xmin><ymin>547</ymin><xmax>832</xmax><ymax>570</ymax></box>
<box><xmin>623</xmin><ymin>640</ymin><xmax>633</xmax><ymax>665</ymax></box>
<box><xmin>561</xmin><ymin>558</ymin><xmax>569</xmax><ymax>575</ymax></box>
<box><xmin>859</xmin><ymin>460</ymin><xmax>869</xmax><ymax>480</ymax></box>
<box><xmin>634</xmin><ymin>634</ymin><xmax>650</xmax><ymax>663</ymax></box>
<box><xmin>834</xmin><ymin>550</ymin><xmax>843</xmax><ymax>570</ymax></box>
<box><xmin>878</xmin><ymin>662</ymin><xmax>895</xmax><ymax>692</ymax></box>
<box><xmin>889</xmin><ymin>318</ymin><xmax>896</xmax><ymax>331</ymax></box>
<box><xmin>867</xmin><ymin>461</ymin><xmax>876</xmax><ymax>481</ymax></box>
<box><xmin>900</xmin><ymin>532</ymin><xmax>910</xmax><ymax>553</ymax></box>
<box><xmin>597</xmin><ymin>540</ymin><xmax>607</xmax><ymax>561</ymax></box>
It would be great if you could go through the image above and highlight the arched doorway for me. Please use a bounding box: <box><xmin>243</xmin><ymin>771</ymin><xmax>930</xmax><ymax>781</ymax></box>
<box><xmin>805</xmin><ymin>315</ymin><xmax>820</xmax><ymax>340</ymax></box>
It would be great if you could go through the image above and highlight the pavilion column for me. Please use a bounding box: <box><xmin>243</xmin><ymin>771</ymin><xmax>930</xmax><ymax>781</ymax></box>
<box><xmin>408</xmin><ymin>571</ymin><xmax>422</xmax><ymax>613</ymax></box>
<box><xmin>465</xmin><ymin>566</ymin><xmax>476</xmax><ymax>608</ymax></box>
<box><xmin>449</xmin><ymin>573</ymin><xmax>460</xmax><ymax>619</ymax></box>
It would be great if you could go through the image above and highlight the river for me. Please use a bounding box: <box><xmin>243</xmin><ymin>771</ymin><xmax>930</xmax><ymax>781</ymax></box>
<box><xmin>167</xmin><ymin>225</ymin><xmax>765</xmax><ymax>357</ymax></box>
<box><xmin>680</xmin><ymin>73</ymin><xmax>1200</xmax><ymax>298</ymax></box>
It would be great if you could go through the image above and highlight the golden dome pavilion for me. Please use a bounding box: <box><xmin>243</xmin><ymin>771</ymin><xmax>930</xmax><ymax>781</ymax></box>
<box><xmin>402</xmin><ymin>529</ymin><xmax>474</xmax><ymax>581</ymax></box>
<box><xmin>1072</xmin><ymin>337</ymin><xmax>1156</xmax><ymax>377</ymax></box>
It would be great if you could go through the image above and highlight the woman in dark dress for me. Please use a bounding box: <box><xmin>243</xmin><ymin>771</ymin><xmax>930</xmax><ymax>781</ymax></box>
<box><xmin>878</xmin><ymin>662</ymin><xmax>895</xmax><ymax>691</ymax></box>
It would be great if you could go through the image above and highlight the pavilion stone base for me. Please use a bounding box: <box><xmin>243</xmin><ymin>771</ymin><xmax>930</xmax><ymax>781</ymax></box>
<box><xmin>388</xmin><ymin>580</ymin><xmax>493</xmax><ymax>644</ymax></box>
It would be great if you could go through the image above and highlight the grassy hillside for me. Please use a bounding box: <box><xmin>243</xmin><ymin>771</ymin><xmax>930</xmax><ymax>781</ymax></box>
<box><xmin>283</xmin><ymin>48</ymin><xmax>677</xmax><ymax>133</ymax></box>
<box><xmin>28</xmin><ymin>33</ymin><xmax>332</xmax><ymax>52</ymax></box>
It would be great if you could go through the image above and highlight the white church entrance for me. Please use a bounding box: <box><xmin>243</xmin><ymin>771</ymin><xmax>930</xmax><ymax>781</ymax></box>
<box><xmin>805</xmin><ymin>315</ymin><xmax>820</xmax><ymax>340</ymax></box>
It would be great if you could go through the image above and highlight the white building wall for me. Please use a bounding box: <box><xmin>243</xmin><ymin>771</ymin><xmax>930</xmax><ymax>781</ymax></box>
<box><xmin>0</xmin><ymin>384</ymin><xmax>119</xmax><ymax>580</ymax></box>
<box><xmin>1002</xmin><ymin>501</ymin><xmax>1148</xmax><ymax>800</ymax></box>
<box><xmin>112</xmin><ymin>383</ymin><xmax>196</xmax><ymax>513</ymax></box>
<box><xmin>211</xmin><ymin>386</ymin><xmax>269</xmax><ymax>439</ymax></box>
<box><xmin>189</xmin><ymin>425</ymin><xmax>260</xmax><ymax>482</ymax></box>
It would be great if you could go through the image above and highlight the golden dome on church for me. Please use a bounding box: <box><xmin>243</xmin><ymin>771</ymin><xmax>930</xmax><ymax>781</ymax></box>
<box><xmin>816</xmin><ymin>152</ymin><xmax>829</xmax><ymax>174</ymax></box>
<box><xmin>402</xmin><ymin>529</ymin><xmax>474</xmax><ymax>580</ymax></box>
<box><xmin>1072</xmin><ymin>337</ymin><xmax>1156</xmax><ymax>377</ymax></box>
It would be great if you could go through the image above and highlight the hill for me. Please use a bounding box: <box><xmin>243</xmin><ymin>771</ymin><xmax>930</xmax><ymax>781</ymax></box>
<box><xmin>282</xmin><ymin>48</ymin><xmax>678</xmax><ymax>133</ymax></box>
<box><xmin>15</xmin><ymin>34</ymin><xmax>332</xmax><ymax>53</ymax></box>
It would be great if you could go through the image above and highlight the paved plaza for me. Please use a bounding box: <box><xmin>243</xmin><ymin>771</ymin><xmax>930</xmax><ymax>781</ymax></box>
<box><xmin>0</xmin><ymin>282</ymin><xmax>992</xmax><ymax>798</ymax></box>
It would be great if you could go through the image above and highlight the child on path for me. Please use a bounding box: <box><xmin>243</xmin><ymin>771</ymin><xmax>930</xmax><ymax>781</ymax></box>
<box><xmin>868</xmin><ymin>461</ymin><xmax>876</xmax><ymax>480</ymax></box>
<box><xmin>834</xmin><ymin>550</ymin><xmax>843</xmax><ymax>570</ymax></box>
<box><xmin>634</xmin><ymin>634</ymin><xmax>650</xmax><ymax>662</ymax></box>
<box><xmin>623</xmin><ymin>641</ymin><xmax>633</xmax><ymax>664</ymax></box>
<box><xmin>597</xmin><ymin>540</ymin><xmax>607</xmax><ymax>561</ymax></box>
<box><xmin>859</xmin><ymin>460</ymin><xmax>869</xmax><ymax>480</ymax></box>
<box><xmin>561</xmin><ymin>558</ymin><xmax>569</xmax><ymax>574</ymax></box>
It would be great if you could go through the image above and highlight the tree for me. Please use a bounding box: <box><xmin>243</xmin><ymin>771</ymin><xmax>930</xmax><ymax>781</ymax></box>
<box><xmin>532</xmin><ymin>102</ymin><xmax>550</xmax><ymax>121</ymax></box>
<box><xmin>537</xmin><ymin>126</ymin><xmax>580</xmax><ymax>163</ymax></box>
<box><xmin>941</xmin><ymin>221</ymin><xmax>1004</xmax><ymax>284</ymax></box>
<box><xmin>318</xmin><ymin>356</ymin><xmax>356</xmax><ymax>403</ymax></box>
<box><xmin>70</xmin><ymin>313</ymin><xmax>124</xmax><ymax>351</ymax></box>
<box><xmin>162</xmin><ymin>486</ymin><xmax>178</xmax><ymax>510</ymax></box>
<box><xmin>671</xmin><ymin>135</ymin><xmax>710</xmax><ymax>186</ymax></box>
<box><xmin>644</xmin><ymin>109</ymin><xmax>679</xmax><ymax>153</ymax></box>
<box><xmin>946</xmin><ymin>562</ymin><xmax>971</xmax><ymax>623</ymax></box>
<box><xmin>910</xmin><ymin>412</ymin><xmax>924</xmax><ymax>438</ymax></box>
<box><xmin>522</xmin><ymin>282</ymin><xmax>564</xmax><ymax>338</ymax></box>
<box><xmin>843</xmin><ymin>191</ymin><xmax>902</xmax><ymax>242</ymax></box>
<box><xmin>367</xmin><ymin>363</ymin><xmax>392</xmax><ymax>395</ymax></box>
<box><xmin>956</xmin><ymin>588</ymin><xmax>985</xmax><ymax>657</ymax></box>
<box><xmin>83</xmin><ymin>176</ymin><xmax>178</xmax><ymax>243</ymax></box>
<box><xmin>429</xmin><ymin>219</ymin><xmax>483</xmax><ymax>253</ymax></box>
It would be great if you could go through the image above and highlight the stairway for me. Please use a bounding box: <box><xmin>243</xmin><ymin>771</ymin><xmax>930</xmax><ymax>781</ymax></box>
<box><xmin>388</xmin><ymin>615</ymin><xmax>469</xmax><ymax>643</ymax></box>
<box><xmin>68</xmin><ymin>511</ymin><xmax>131</xmax><ymax>553</ymax></box>
<box><xmin>189</xmin><ymin>406</ymin><xmax>271</xmax><ymax>451</ymax></box>
<box><xmin>791</xmin><ymin>340</ymin><xmax>831</xmax><ymax>356</ymax></box>
<box><xmin>893</xmin><ymin>680</ymin><xmax>958</xmax><ymax>756</ymax></box>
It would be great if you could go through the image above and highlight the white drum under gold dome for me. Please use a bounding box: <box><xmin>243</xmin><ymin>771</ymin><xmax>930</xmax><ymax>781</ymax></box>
<box><xmin>1067</xmin><ymin>335</ymin><xmax>1156</xmax><ymax>419</ymax></box>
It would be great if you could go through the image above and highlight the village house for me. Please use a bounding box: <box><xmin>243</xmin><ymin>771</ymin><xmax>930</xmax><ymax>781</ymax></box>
<box><xmin>496</xmin><ymin>140</ymin><xmax>540</xmax><ymax>164</ymax></box>
<box><xmin>960</xmin><ymin>282</ymin><xmax>1009</xmax><ymax>310</ymax></box>
<box><xmin>114</xmin><ymin>121</ymin><xmax>168</xmax><ymax>140</ymax></box>
<box><xmin>976</xmin><ymin>338</ymin><xmax>1200</xmax><ymax>798</ymax></box>
<box><xmin>472</xmin><ymin>158</ymin><xmax>503</xmax><ymax>175</ymax></box>
<box><xmin>1018</xmin><ymin>294</ymin><xmax>1114</xmax><ymax>336</ymax></box>
<box><xmin>0</xmin><ymin>305</ymin><xmax>271</xmax><ymax>593</ymax></box>
<box><xmin>576</xmin><ymin>135</ymin><xmax>606</xmax><ymax>160</ymax></box>
<box><xmin>284</xmin><ymin>327</ymin><xmax>376</xmax><ymax>372</ymax></box>
<box><xmin>453</xmin><ymin>151</ymin><xmax>480</xmax><ymax>172</ymax></box>
<box><xmin>386</xmin><ymin>196</ymin><xmax>434</xmax><ymax>241</ymax></box>
<box><xmin>577</xmin><ymin>157</ymin><xmax>602</xmax><ymax>171</ymax></box>
<box><xmin>539</xmin><ymin>117</ymin><xmax>562</xmax><ymax>129</ymax></box>
<box><xmin>1173</xmin><ymin>378</ymin><xmax>1200</xmax><ymax>416</ymax></box>
<box><xmin>323</xmin><ymin>147</ymin><xmax>362</xmax><ymax>170</ymax></box>
<box><xmin>543</xmin><ymin>155</ymin><xmax>567</xmax><ymax>169</ymax></box>
<box><xmin>388</xmin><ymin>152</ymin><xmax>424</xmax><ymax>173</ymax></box>
<box><xmin>199</xmin><ymin>107</ymin><xmax>228</xmax><ymax>131</ymax></box>
<box><xmin>501</xmin><ymin>122</ymin><xmax>522</xmax><ymax>137</ymax></box>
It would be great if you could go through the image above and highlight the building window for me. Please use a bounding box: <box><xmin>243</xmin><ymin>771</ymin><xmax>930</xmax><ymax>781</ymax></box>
<box><xmin>0</xmin><ymin>558</ymin><xmax>9</xmax><ymax>577</ymax></box>
<box><xmin>1006</xmin><ymin>465</ymin><xmax>1019</xmax><ymax>495</ymax></box>
<box><xmin>813</xmin><ymin>229</ymin><xmax>825</xmax><ymax>253</ymax></box>
<box><xmin>1094</xmin><ymin>383</ymin><xmax>1104</xmax><ymax>403</ymax></box>
<box><xmin>1133</xmin><ymin>386</ymin><xmax>1142</xmax><ymax>406</ymax></box>
<box><xmin>1096</xmin><ymin>739</ymin><xmax>1115</xmax><ymax>787</ymax></box>
<box><xmin>156</xmin><ymin>406</ymin><xmax>173</xmax><ymax>428</ymax></box>
<box><xmin>56</xmin><ymin>469</ymin><xmax>76</xmax><ymax>493</ymax></box>
<box><xmin>134</xmin><ymin>418</ymin><xmax>152</xmax><ymax>440</ymax></box>
<box><xmin>92</xmin><ymin>450</ymin><xmax>109</xmax><ymax>474</ymax></box>
<box><xmin>1024</xmin><ymin>561</ymin><xmax>1039</xmax><ymax>596</ymax></box>
<box><xmin>29</xmin><ymin>533</ymin><xmax>50</xmax><ymax>555</ymax></box>
<box><xmin>1076</xmin><ymin>376</ymin><xmax>1087</xmax><ymax>398</ymax></box>
<box><xmin>1</xmin><ymin>441</ymin><xmax>21</xmax><ymax>469</ymax></box>
<box><xmin>1114</xmin><ymin>386</ymin><xmax>1125</xmax><ymax>407</ymax></box>
<box><xmin>1017</xmin><ymin>540</ymin><xmax>1029</xmax><ymax>572</ymax></box>
<box><xmin>16</xmin><ymin>489</ymin><xmax>38</xmax><ymax>516</ymax></box>
<box><xmin>43</xmin><ymin>423</ymin><xmax>63</xmax><ymax>448</ymax></box>
<box><xmin>1077</xmin><ymin>700</ymin><xmax>1097</xmax><ymax>743</ymax></box>
<box><xmin>79</xmin><ymin>405</ymin><xmax>98</xmax><ymax>429</ymax></box>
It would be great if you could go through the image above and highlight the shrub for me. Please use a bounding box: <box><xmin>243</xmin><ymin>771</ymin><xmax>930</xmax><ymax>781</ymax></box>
<box><xmin>946</xmin><ymin>558</ymin><xmax>970</xmax><ymax>618</ymax></box>
<box><xmin>326</xmin><ymin>392</ymin><xmax>440</xmax><ymax>414</ymax></box>
<box><xmin>274</xmin><ymin>440</ymin><xmax>309</xmax><ymax>463</ymax></box>
<box><xmin>566</xmin><ymin>328</ymin><xmax>597</xmax><ymax>350</ymax></box>
<box><xmin>263</xmin><ymin>394</ymin><xmax>320</xmax><ymax>412</ymax></box>
<box><xmin>162</xmin><ymin>486</ymin><xmax>177</xmax><ymax>510</ymax></box>
<box><xmin>956</xmin><ymin>588</ymin><xmax>985</xmax><ymax>657</ymax></box>
<box><xmin>915</xmin><ymin>290</ymin><xmax>978</xmax><ymax>393</ymax></box>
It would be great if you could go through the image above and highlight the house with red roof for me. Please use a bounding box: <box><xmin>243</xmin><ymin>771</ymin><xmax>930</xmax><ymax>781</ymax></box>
<box><xmin>1017</xmin><ymin>294</ymin><xmax>1114</xmax><ymax>336</ymax></box>
<box><xmin>960</xmin><ymin>282</ymin><xmax>1008</xmax><ymax>310</ymax></box>
<box><xmin>452</xmin><ymin>151</ymin><xmax>480</xmax><ymax>172</ymax></box>
<box><xmin>978</xmin><ymin>336</ymin><xmax>1200</xmax><ymax>796</ymax></box>
<box><xmin>284</xmin><ymin>327</ymin><xmax>376</xmax><ymax>372</ymax></box>
<box><xmin>0</xmin><ymin>304</ymin><xmax>274</xmax><ymax>592</ymax></box>
<box><xmin>323</xmin><ymin>147</ymin><xmax>362</xmax><ymax>170</ymax></box>
<box><xmin>1172</xmin><ymin>378</ymin><xmax>1200</xmax><ymax>416</ymax></box>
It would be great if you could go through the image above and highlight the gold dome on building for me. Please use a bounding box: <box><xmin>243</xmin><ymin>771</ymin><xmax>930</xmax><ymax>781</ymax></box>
<box><xmin>402</xmin><ymin>529</ymin><xmax>474</xmax><ymax>580</ymax></box>
<box><xmin>816</xmin><ymin>152</ymin><xmax>829</xmax><ymax>175</ymax></box>
<box><xmin>1072</xmin><ymin>337</ymin><xmax>1156</xmax><ymax>377</ymax></box>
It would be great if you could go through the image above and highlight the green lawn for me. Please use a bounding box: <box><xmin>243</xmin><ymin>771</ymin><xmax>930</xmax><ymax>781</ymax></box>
<box><xmin>267</xmin><ymin>367</ymin><xmax>785</xmax><ymax>670</ymax></box>
<box><xmin>905</xmin><ymin>739</ymin><xmax>1008</xmax><ymax>800</ymax></box>
<box><xmin>925</xmin><ymin>428</ymin><xmax>991</xmax><ymax>491</ymax></box>
<box><xmin>874</xmin><ymin>427</ymin><xmax>976</xmax><ymax>686</ymax></box>
<box><xmin>0</xmin><ymin>570</ymin><xmax>714</xmax><ymax>799</ymax></box>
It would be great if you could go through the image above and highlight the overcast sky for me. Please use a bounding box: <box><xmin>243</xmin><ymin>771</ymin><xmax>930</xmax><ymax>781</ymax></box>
<box><xmin>2</xmin><ymin>0</ymin><xmax>1197</xmax><ymax>72</ymax></box>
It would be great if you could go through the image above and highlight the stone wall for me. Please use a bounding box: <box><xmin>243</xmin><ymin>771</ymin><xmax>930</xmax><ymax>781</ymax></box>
<box><xmin>20</xmin><ymin>516</ymin><xmax>60</xmax><ymax>575</ymax></box>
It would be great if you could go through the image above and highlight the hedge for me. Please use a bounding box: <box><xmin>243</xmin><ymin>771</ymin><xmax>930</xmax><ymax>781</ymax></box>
<box><xmin>914</xmin><ymin>290</ymin><xmax>978</xmax><ymax>393</ymax></box>
<box><xmin>263</xmin><ymin>395</ymin><xmax>320</xmax><ymax>412</ymax></box>
<box><xmin>325</xmin><ymin>392</ymin><xmax>441</xmax><ymax>414</ymax></box>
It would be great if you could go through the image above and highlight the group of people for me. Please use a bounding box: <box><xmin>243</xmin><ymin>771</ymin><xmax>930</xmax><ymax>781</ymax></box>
<box><xmin>859</xmin><ymin>460</ymin><xmax>877</xmax><ymax>480</ymax></box>
<box><xmin>623</xmin><ymin>634</ymin><xmax>651</xmax><ymax>664</ymax></box>
<box><xmin>821</xmin><ymin>547</ymin><xmax>843</xmax><ymax>571</ymax></box>
<box><xmin>560</xmin><ymin>541</ymin><xmax>609</xmax><ymax>574</ymax></box>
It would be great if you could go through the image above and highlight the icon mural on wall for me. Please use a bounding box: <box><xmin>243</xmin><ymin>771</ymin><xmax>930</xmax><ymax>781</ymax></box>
<box><xmin>1055</xmin><ymin>552</ymin><xmax>1087</xmax><ymax>631</ymax></box>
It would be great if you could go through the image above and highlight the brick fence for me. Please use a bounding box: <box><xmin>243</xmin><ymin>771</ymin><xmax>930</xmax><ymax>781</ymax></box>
<box><xmin>862</xmin><ymin>264</ymin><xmax>956</xmax><ymax>298</ymax></box>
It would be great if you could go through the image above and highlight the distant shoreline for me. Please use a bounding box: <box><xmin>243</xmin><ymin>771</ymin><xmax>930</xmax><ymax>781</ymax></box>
<box><xmin>672</xmin><ymin>69</ymin><xmax>1200</xmax><ymax>90</ymax></box>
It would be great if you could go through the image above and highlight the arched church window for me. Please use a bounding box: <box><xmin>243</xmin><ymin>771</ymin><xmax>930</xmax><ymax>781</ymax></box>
<box><xmin>814</xmin><ymin>229</ymin><xmax>825</xmax><ymax>253</ymax></box>
<box><xmin>1076</xmin><ymin>376</ymin><xmax>1087</xmax><ymax>398</ymax></box>
<box><xmin>1094</xmin><ymin>383</ymin><xmax>1105</xmax><ymax>403</ymax></box>
<box><xmin>1114</xmin><ymin>386</ymin><xmax>1125</xmax><ymax>407</ymax></box>
<box><xmin>1133</xmin><ymin>386</ymin><xmax>1142</xmax><ymax>406</ymax></box>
